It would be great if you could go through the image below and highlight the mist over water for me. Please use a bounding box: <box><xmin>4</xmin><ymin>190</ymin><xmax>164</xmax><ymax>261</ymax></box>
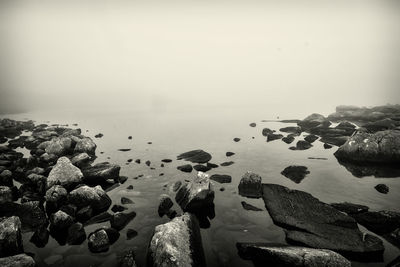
<box><xmin>1</xmin><ymin>0</ymin><xmax>399</xmax><ymax>117</ymax></box>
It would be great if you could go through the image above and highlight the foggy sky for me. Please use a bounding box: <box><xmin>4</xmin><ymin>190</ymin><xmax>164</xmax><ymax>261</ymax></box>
<box><xmin>1</xmin><ymin>0</ymin><xmax>399</xmax><ymax>115</ymax></box>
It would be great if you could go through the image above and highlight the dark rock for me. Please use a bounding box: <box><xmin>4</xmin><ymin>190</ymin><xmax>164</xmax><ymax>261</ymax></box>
<box><xmin>262</xmin><ymin>184</ymin><xmax>384</xmax><ymax>260</ymax></box>
<box><xmin>290</xmin><ymin>140</ymin><xmax>313</xmax><ymax>150</ymax></box>
<box><xmin>60</xmin><ymin>204</ymin><xmax>77</xmax><ymax>217</ymax></box>
<box><xmin>330</xmin><ymin>202</ymin><xmax>369</xmax><ymax>215</ymax></box>
<box><xmin>45</xmin><ymin>185</ymin><xmax>67</xmax><ymax>213</ymax></box>
<box><xmin>193</xmin><ymin>164</ymin><xmax>211</xmax><ymax>172</ymax></box>
<box><xmin>319</xmin><ymin>136</ymin><xmax>348</xmax><ymax>147</ymax></box>
<box><xmin>249</xmin><ymin>123</ymin><xmax>256</xmax><ymax>127</ymax></box>
<box><xmin>145</xmin><ymin>160</ymin><xmax>151</xmax><ymax>166</ymax></box>
<box><xmin>0</xmin><ymin>201</ymin><xmax>47</xmax><ymax>232</ymax></box>
<box><xmin>158</xmin><ymin>194</ymin><xmax>174</xmax><ymax>216</ymax></box>
<box><xmin>280</xmin><ymin>126</ymin><xmax>302</xmax><ymax>134</ymax></box>
<box><xmin>226</xmin><ymin>152</ymin><xmax>235</xmax><ymax>157</ymax></box>
<box><xmin>362</xmin><ymin>118</ymin><xmax>399</xmax><ymax>133</ymax></box>
<box><xmin>323</xmin><ymin>143</ymin><xmax>332</xmax><ymax>149</ymax></box>
<box><xmin>88</xmin><ymin>228</ymin><xmax>110</xmax><ymax>253</ymax></box>
<box><xmin>30</xmin><ymin>226</ymin><xmax>49</xmax><ymax>248</ymax></box>
<box><xmin>112</xmin><ymin>204</ymin><xmax>127</xmax><ymax>213</ymax></box>
<box><xmin>375</xmin><ymin>184</ymin><xmax>389</xmax><ymax>194</ymax></box>
<box><xmin>71</xmin><ymin>153</ymin><xmax>91</xmax><ymax>167</ymax></box>
<box><xmin>266</xmin><ymin>133</ymin><xmax>283</xmax><ymax>142</ymax></box>
<box><xmin>121</xmin><ymin>197</ymin><xmax>134</xmax><ymax>204</ymax></box>
<box><xmin>127</xmin><ymin>185</ymin><xmax>134</xmax><ymax>190</ymax></box>
<box><xmin>304</xmin><ymin>134</ymin><xmax>319</xmax><ymax>143</ymax></box>
<box><xmin>67</xmin><ymin>222</ymin><xmax>86</xmax><ymax>245</ymax></box>
<box><xmin>135</xmin><ymin>159</ymin><xmax>140</xmax><ymax>164</ymax></box>
<box><xmin>387</xmin><ymin>255</ymin><xmax>400</xmax><ymax>267</ymax></box>
<box><xmin>262</xmin><ymin>128</ymin><xmax>274</xmax><ymax>136</ymax></box>
<box><xmin>233</xmin><ymin>138</ymin><xmax>241</xmax><ymax>142</ymax></box>
<box><xmin>0</xmin><ymin>216</ymin><xmax>23</xmax><ymax>257</ymax></box>
<box><xmin>177</xmin><ymin>149</ymin><xmax>212</xmax><ymax>163</ymax></box>
<box><xmin>241</xmin><ymin>201</ymin><xmax>262</xmax><ymax>211</ymax></box>
<box><xmin>68</xmin><ymin>185</ymin><xmax>111</xmax><ymax>213</ymax></box>
<box><xmin>210</xmin><ymin>174</ymin><xmax>232</xmax><ymax>183</ymax></box>
<box><xmin>175</xmin><ymin>172</ymin><xmax>214</xmax><ymax>212</ymax></box>
<box><xmin>147</xmin><ymin>213</ymin><xmax>206</xmax><ymax>267</ymax></box>
<box><xmin>50</xmin><ymin>210</ymin><xmax>74</xmax><ymax>231</ymax></box>
<box><xmin>119</xmin><ymin>176</ymin><xmax>128</xmax><ymax>184</ymax></box>
<box><xmin>161</xmin><ymin>159</ymin><xmax>172</xmax><ymax>163</ymax></box>
<box><xmin>220</xmin><ymin>161</ymin><xmax>234</xmax><ymax>166</ymax></box>
<box><xmin>219</xmin><ymin>187</ymin><xmax>225</xmax><ymax>192</ymax></box>
<box><xmin>336</xmin><ymin>159</ymin><xmax>400</xmax><ymax>178</ymax></box>
<box><xmin>0</xmin><ymin>170</ymin><xmax>13</xmax><ymax>187</ymax></box>
<box><xmin>76</xmin><ymin>205</ymin><xmax>94</xmax><ymax>222</ymax></box>
<box><xmin>82</xmin><ymin>162</ymin><xmax>121</xmax><ymax>184</ymax></box>
<box><xmin>328</xmin><ymin>105</ymin><xmax>400</xmax><ymax>123</ymax></box>
<box><xmin>37</xmin><ymin>136</ymin><xmax>73</xmax><ymax>157</ymax></box>
<box><xmin>0</xmin><ymin>254</ymin><xmax>36</xmax><ymax>267</ymax></box>
<box><xmin>351</xmin><ymin>210</ymin><xmax>400</xmax><ymax>235</ymax></box>
<box><xmin>298</xmin><ymin>113</ymin><xmax>331</xmax><ymax>130</ymax></box>
<box><xmin>84</xmin><ymin>212</ymin><xmax>112</xmax><ymax>226</ymax></box>
<box><xmin>0</xmin><ymin>186</ymin><xmax>13</xmax><ymax>204</ymax></box>
<box><xmin>282</xmin><ymin>135</ymin><xmax>295</xmax><ymax>144</ymax></box>
<box><xmin>237</xmin><ymin>243</ymin><xmax>351</xmax><ymax>267</ymax></box>
<box><xmin>281</xmin><ymin>166</ymin><xmax>310</xmax><ymax>184</ymax></box>
<box><xmin>94</xmin><ymin>133</ymin><xmax>103</xmax><ymax>138</ymax></box>
<box><xmin>177</xmin><ymin>164</ymin><xmax>193</xmax><ymax>173</ymax></box>
<box><xmin>110</xmin><ymin>211</ymin><xmax>136</xmax><ymax>231</ymax></box>
<box><xmin>126</xmin><ymin>229</ymin><xmax>138</xmax><ymax>240</ymax></box>
<box><xmin>120</xmin><ymin>249</ymin><xmax>137</xmax><ymax>267</ymax></box>
<box><xmin>127</xmin><ymin>159</ymin><xmax>133</xmax><ymax>163</ymax></box>
<box><xmin>206</xmin><ymin>162</ymin><xmax>219</xmax><ymax>168</ymax></box>
<box><xmin>74</xmin><ymin>137</ymin><xmax>96</xmax><ymax>155</ymax></box>
<box><xmin>47</xmin><ymin>157</ymin><xmax>84</xmax><ymax>190</ymax></box>
<box><xmin>335</xmin><ymin>121</ymin><xmax>356</xmax><ymax>130</ymax></box>
<box><xmin>238</xmin><ymin>171</ymin><xmax>262</xmax><ymax>198</ymax></box>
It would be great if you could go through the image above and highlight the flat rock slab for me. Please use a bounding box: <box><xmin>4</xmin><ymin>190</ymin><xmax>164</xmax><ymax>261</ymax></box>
<box><xmin>147</xmin><ymin>213</ymin><xmax>206</xmax><ymax>267</ymax></box>
<box><xmin>177</xmin><ymin>150</ymin><xmax>212</xmax><ymax>163</ymax></box>
<box><xmin>210</xmin><ymin>174</ymin><xmax>232</xmax><ymax>184</ymax></box>
<box><xmin>237</xmin><ymin>243</ymin><xmax>351</xmax><ymax>267</ymax></box>
<box><xmin>262</xmin><ymin>184</ymin><xmax>384</xmax><ymax>260</ymax></box>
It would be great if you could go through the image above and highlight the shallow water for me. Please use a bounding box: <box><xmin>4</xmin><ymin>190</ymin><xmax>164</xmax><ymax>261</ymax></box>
<box><xmin>3</xmin><ymin>106</ymin><xmax>400</xmax><ymax>267</ymax></box>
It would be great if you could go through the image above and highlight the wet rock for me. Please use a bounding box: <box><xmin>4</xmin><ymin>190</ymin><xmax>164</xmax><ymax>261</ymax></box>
<box><xmin>375</xmin><ymin>184</ymin><xmax>389</xmax><ymax>194</ymax></box>
<box><xmin>126</xmin><ymin>229</ymin><xmax>138</xmax><ymax>240</ymax></box>
<box><xmin>161</xmin><ymin>159</ymin><xmax>172</xmax><ymax>163</ymax></box>
<box><xmin>120</xmin><ymin>249</ymin><xmax>137</xmax><ymax>267</ymax></box>
<box><xmin>281</xmin><ymin>166</ymin><xmax>310</xmax><ymax>184</ymax></box>
<box><xmin>25</xmin><ymin>173</ymin><xmax>47</xmax><ymax>195</ymax></box>
<box><xmin>94</xmin><ymin>133</ymin><xmax>103</xmax><ymax>138</ymax></box>
<box><xmin>266</xmin><ymin>133</ymin><xmax>283</xmax><ymax>142</ymax></box>
<box><xmin>119</xmin><ymin>148</ymin><xmax>131</xmax><ymax>152</ymax></box>
<box><xmin>290</xmin><ymin>140</ymin><xmax>313</xmax><ymax>150</ymax></box>
<box><xmin>47</xmin><ymin>157</ymin><xmax>84</xmax><ymax>190</ymax></box>
<box><xmin>135</xmin><ymin>159</ymin><xmax>140</xmax><ymax>164</ymax></box>
<box><xmin>335</xmin><ymin>129</ymin><xmax>400</xmax><ymax>164</ymax></box>
<box><xmin>175</xmin><ymin>172</ymin><xmax>214</xmax><ymax>212</ymax></box>
<box><xmin>220</xmin><ymin>161</ymin><xmax>234</xmax><ymax>166</ymax></box>
<box><xmin>68</xmin><ymin>185</ymin><xmax>112</xmax><ymax>213</ymax></box>
<box><xmin>249</xmin><ymin>123</ymin><xmax>256</xmax><ymax>127</ymax></box>
<box><xmin>330</xmin><ymin>202</ymin><xmax>369</xmax><ymax>215</ymax></box>
<box><xmin>76</xmin><ymin>206</ymin><xmax>94</xmax><ymax>222</ymax></box>
<box><xmin>121</xmin><ymin>197</ymin><xmax>134</xmax><ymax>205</ymax></box>
<box><xmin>298</xmin><ymin>113</ymin><xmax>331</xmax><ymax>130</ymax></box>
<box><xmin>262</xmin><ymin>184</ymin><xmax>384</xmax><ymax>260</ymax></box>
<box><xmin>0</xmin><ymin>216</ymin><xmax>23</xmax><ymax>257</ymax></box>
<box><xmin>38</xmin><ymin>136</ymin><xmax>73</xmax><ymax>157</ymax></box>
<box><xmin>0</xmin><ymin>170</ymin><xmax>13</xmax><ymax>187</ymax></box>
<box><xmin>50</xmin><ymin>210</ymin><xmax>74</xmax><ymax>231</ymax></box>
<box><xmin>158</xmin><ymin>194</ymin><xmax>174</xmax><ymax>216</ymax></box>
<box><xmin>45</xmin><ymin>185</ymin><xmax>67</xmax><ymax>213</ymax></box>
<box><xmin>304</xmin><ymin>134</ymin><xmax>319</xmax><ymax>143</ymax></box>
<box><xmin>84</xmin><ymin>212</ymin><xmax>112</xmax><ymax>226</ymax></box>
<box><xmin>0</xmin><ymin>201</ymin><xmax>47</xmax><ymax>232</ymax></box>
<box><xmin>0</xmin><ymin>254</ymin><xmax>36</xmax><ymax>267</ymax></box>
<box><xmin>210</xmin><ymin>174</ymin><xmax>232</xmax><ymax>183</ymax></box>
<box><xmin>351</xmin><ymin>210</ymin><xmax>400</xmax><ymax>235</ymax></box>
<box><xmin>82</xmin><ymin>162</ymin><xmax>121</xmax><ymax>184</ymax></box>
<box><xmin>127</xmin><ymin>185</ymin><xmax>134</xmax><ymax>190</ymax></box>
<box><xmin>67</xmin><ymin>222</ymin><xmax>86</xmax><ymax>245</ymax></box>
<box><xmin>71</xmin><ymin>153</ymin><xmax>91</xmax><ymax>167</ymax></box>
<box><xmin>128</xmin><ymin>136</ymin><xmax>132</xmax><ymax>140</ymax></box>
<box><xmin>280</xmin><ymin>126</ymin><xmax>302</xmax><ymax>134</ymax></box>
<box><xmin>147</xmin><ymin>213</ymin><xmax>206</xmax><ymax>267</ymax></box>
<box><xmin>238</xmin><ymin>171</ymin><xmax>262</xmax><ymax>198</ymax></box>
<box><xmin>88</xmin><ymin>229</ymin><xmax>110</xmax><ymax>253</ymax></box>
<box><xmin>177</xmin><ymin>164</ymin><xmax>193</xmax><ymax>173</ymax></box>
<box><xmin>0</xmin><ymin>186</ymin><xmax>13</xmax><ymax>204</ymax></box>
<box><xmin>30</xmin><ymin>226</ymin><xmax>49</xmax><ymax>248</ymax></box>
<box><xmin>193</xmin><ymin>164</ymin><xmax>211</xmax><ymax>172</ymax></box>
<box><xmin>233</xmin><ymin>137</ymin><xmax>241</xmax><ymax>142</ymax></box>
<box><xmin>110</xmin><ymin>211</ymin><xmax>136</xmax><ymax>231</ymax></box>
<box><xmin>74</xmin><ymin>137</ymin><xmax>96</xmax><ymax>155</ymax></box>
<box><xmin>225</xmin><ymin>152</ymin><xmax>235</xmax><ymax>157</ymax></box>
<box><xmin>145</xmin><ymin>160</ymin><xmax>151</xmax><ymax>166</ymax></box>
<box><xmin>111</xmin><ymin>204</ymin><xmax>127</xmax><ymax>213</ymax></box>
<box><xmin>60</xmin><ymin>204</ymin><xmax>77</xmax><ymax>217</ymax></box>
<box><xmin>241</xmin><ymin>201</ymin><xmax>262</xmax><ymax>211</ymax></box>
<box><xmin>323</xmin><ymin>143</ymin><xmax>332</xmax><ymax>149</ymax></box>
<box><xmin>177</xmin><ymin>149</ymin><xmax>212</xmax><ymax>163</ymax></box>
<box><xmin>206</xmin><ymin>162</ymin><xmax>219</xmax><ymax>169</ymax></box>
<box><xmin>237</xmin><ymin>243</ymin><xmax>351</xmax><ymax>267</ymax></box>
<box><xmin>387</xmin><ymin>255</ymin><xmax>400</xmax><ymax>267</ymax></box>
<box><xmin>262</xmin><ymin>128</ymin><xmax>274</xmax><ymax>136</ymax></box>
<box><xmin>282</xmin><ymin>134</ymin><xmax>295</xmax><ymax>144</ymax></box>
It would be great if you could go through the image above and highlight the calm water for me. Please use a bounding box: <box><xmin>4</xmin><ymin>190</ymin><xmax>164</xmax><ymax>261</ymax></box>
<box><xmin>3</xmin><ymin>106</ymin><xmax>400</xmax><ymax>267</ymax></box>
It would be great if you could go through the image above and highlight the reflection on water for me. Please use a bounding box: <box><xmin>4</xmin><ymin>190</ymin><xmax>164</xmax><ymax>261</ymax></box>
<box><xmin>3</xmin><ymin>107</ymin><xmax>400</xmax><ymax>267</ymax></box>
<box><xmin>337</xmin><ymin>159</ymin><xmax>400</xmax><ymax>178</ymax></box>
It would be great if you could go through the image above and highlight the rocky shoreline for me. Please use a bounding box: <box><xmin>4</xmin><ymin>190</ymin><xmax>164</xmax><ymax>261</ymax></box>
<box><xmin>1</xmin><ymin>104</ymin><xmax>400</xmax><ymax>266</ymax></box>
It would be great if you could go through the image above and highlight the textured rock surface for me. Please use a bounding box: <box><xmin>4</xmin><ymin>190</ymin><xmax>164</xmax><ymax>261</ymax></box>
<box><xmin>177</xmin><ymin>150</ymin><xmax>212</xmax><ymax>163</ymax></box>
<box><xmin>0</xmin><ymin>254</ymin><xmax>36</xmax><ymax>267</ymax></box>
<box><xmin>238</xmin><ymin>171</ymin><xmax>262</xmax><ymax>198</ymax></box>
<box><xmin>82</xmin><ymin>162</ymin><xmax>121</xmax><ymax>183</ymax></box>
<box><xmin>237</xmin><ymin>243</ymin><xmax>351</xmax><ymax>267</ymax></box>
<box><xmin>210</xmin><ymin>174</ymin><xmax>232</xmax><ymax>184</ymax></box>
<box><xmin>47</xmin><ymin>157</ymin><xmax>83</xmax><ymax>189</ymax></box>
<box><xmin>68</xmin><ymin>185</ymin><xmax>111</xmax><ymax>213</ymax></box>
<box><xmin>0</xmin><ymin>185</ymin><xmax>13</xmax><ymax>204</ymax></box>
<box><xmin>0</xmin><ymin>216</ymin><xmax>23</xmax><ymax>257</ymax></box>
<box><xmin>147</xmin><ymin>213</ymin><xmax>206</xmax><ymax>267</ymax></box>
<box><xmin>330</xmin><ymin>202</ymin><xmax>369</xmax><ymax>215</ymax></box>
<box><xmin>281</xmin><ymin>166</ymin><xmax>310</xmax><ymax>184</ymax></box>
<box><xmin>74</xmin><ymin>137</ymin><xmax>96</xmax><ymax>155</ymax></box>
<box><xmin>88</xmin><ymin>229</ymin><xmax>110</xmax><ymax>253</ymax></box>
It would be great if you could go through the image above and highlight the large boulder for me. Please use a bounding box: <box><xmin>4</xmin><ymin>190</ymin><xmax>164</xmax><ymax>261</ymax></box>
<box><xmin>0</xmin><ymin>216</ymin><xmax>23</xmax><ymax>257</ymax></box>
<box><xmin>147</xmin><ymin>213</ymin><xmax>206</xmax><ymax>267</ymax></box>
<box><xmin>351</xmin><ymin>210</ymin><xmax>400</xmax><ymax>235</ymax></box>
<box><xmin>71</xmin><ymin>152</ymin><xmax>91</xmax><ymax>167</ymax></box>
<box><xmin>68</xmin><ymin>185</ymin><xmax>111</xmax><ymax>213</ymax></box>
<box><xmin>45</xmin><ymin>185</ymin><xmax>68</xmax><ymax>213</ymax></box>
<box><xmin>237</xmin><ymin>243</ymin><xmax>351</xmax><ymax>267</ymax></box>
<box><xmin>262</xmin><ymin>184</ymin><xmax>384</xmax><ymax>260</ymax></box>
<box><xmin>88</xmin><ymin>229</ymin><xmax>110</xmax><ymax>253</ymax></box>
<box><xmin>74</xmin><ymin>137</ymin><xmax>96</xmax><ymax>155</ymax></box>
<box><xmin>238</xmin><ymin>171</ymin><xmax>262</xmax><ymax>198</ymax></box>
<box><xmin>177</xmin><ymin>150</ymin><xmax>212</xmax><ymax>164</ymax></box>
<box><xmin>175</xmin><ymin>172</ymin><xmax>214</xmax><ymax>212</ymax></box>
<box><xmin>47</xmin><ymin>157</ymin><xmax>84</xmax><ymax>190</ymax></box>
<box><xmin>49</xmin><ymin>210</ymin><xmax>74</xmax><ymax>231</ymax></box>
<box><xmin>82</xmin><ymin>162</ymin><xmax>120</xmax><ymax>184</ymax></box>
<box><xmin>0</xmin><ymin>254</ymin><xmax>36</xmax><ymax>267</ymax></box>
<box><xmin>298</xmin><ymin>113</ymin><xmax>331</xmax><ymax>130</ymax></box>
<box><xmin>334</xmin><ymin>130</ymin><xmax>400</xmax><ymax>163</ymax></box>
<box><xmin>38</xmin><ymin>136</ymin><xmax>73</xmax><ymax>157</ymax></box>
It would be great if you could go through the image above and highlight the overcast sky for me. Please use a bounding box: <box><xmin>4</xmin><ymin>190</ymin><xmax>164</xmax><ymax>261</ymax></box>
<box><xmin>1</xmin><ymin>0</ymin><xmax>399</xmax><ymax>114</ymax></box>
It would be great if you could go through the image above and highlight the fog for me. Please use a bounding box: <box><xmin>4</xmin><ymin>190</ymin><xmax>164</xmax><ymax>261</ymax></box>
<box><xmin>1</xmin><ymin>0</ymin><xmax>399</xmax><ymax>116</ymax></box>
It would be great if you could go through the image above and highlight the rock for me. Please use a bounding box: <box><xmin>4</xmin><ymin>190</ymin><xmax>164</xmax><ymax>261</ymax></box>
<box><xmin>282</xmin><ymin>134</ymin><xmax>295</xmax><ymax>144</ymax></box>
<box><xmin>38</xmin><ymin>136</ymin><xmax>73</xmax><ymax>157</ymax></box>
<box><xmin>50</xmin><ymin>210</ymin><xmax>74</xmax><ymax>231</ymax></box>
<box><xmin>324</xmin><ymin>143</ymin><xmax>332</xmax><ymax>149</ymax></box>
<box><xmin>336</xmin><ymin>159</ymin><xmax>400</xmax><ymax>178</ymax></box>
<box><xmin>193</xmin><ymin>164</ymin><xmax>211</xmax><ymax>172</ymax></box>
<box><xmin>233</xmin><ymin>137</ymin><xmax>241</xmax><ymax>142</ymax></box>
<box><xmin>74</xmin><ymin>137</ymin><xmax>96</xmax><ymax>155</ymax></box>
<box><xmin>110</xmin><ymin>211</ymin><xmax>136</xmax><ymax>231</ymax></box>
<box><xmin>111</xmin><ymin>204</ymin><xmax>127</xmax><ymax>213</ymax></box>
<box><xmin>177</xmin><ymin>164</ymin><xmax>193</xmax><ymax>173</ymax></box>
<box><xmin>281</xmin><ymin>166</ymin><xmax>310</xmax><ymax>184</ymax></box>
<box><xmin>328</xmin><ymin>105</ymin><xmax>400</xmax><ymax>123</ymax></box>
<box><xmin>238</xmin><ymin>171</ymin><xmax>262</xmax><ymax>198</ymax></box>
<box><xmin>120</xmin><ymin>250</ymin><xmax>137</xmax><ymax>267</ymax></box>
<box><xmin>76</xmin><ymin>206</ymin><xmax>94</xmax><ymax>222</ymax></box>
<box><xmin>0</xmin><ymin>186</ymin><xmax>13</xmax><ymax>204</ymax></box>
<box><xmin>121</xmin><ymin>197</ymin><xmax>134</xmax><ymax>204</ymax></box>
<box><xmin>68</xmin><ymin>185</ymin><xmax>112</xmax><ymax>213</ymax></box>
<box><xmin>330</xmin><ymin>202</ymin><xmax>369</xmax><ymax>215</ymax></box>
<box><xmin>334</xmin><ymin>130</ymin><xmax>400</xmax><ymax>163</ymax></box>
<box><xmin>319</xmin><ymin>136</ymin><xmax>349</xmax><ymax>147</ymax></box>
<box><xmin>262</xmin><ymin>128</ymin><xmax>274</xmax><ymax>136</ymax></box>
<box><xmin>206</xmin><ymin>162</ymin><xmax>219</xmax><ymax>169</ymax></box>
<box><xmin>210</xmin><ymin>174</ymin><xmax>232</xmax><ymax>183</ymax></box>
<box><xmin>127</xmin><ymin>229</ymin><xmax>138</xmax><ymax>240</ymax></box>
<box><xmin>82</xmin><ymin>162</ymin><xmax>121</xmax><ymax>184</ymax></box>
<box><xmin>249</xmin><ymin>123</ymin><xmax>256</xmax><ymax>127</ymax></box>
<box><xmin>88</xmin><ymin>229</ymin><xmax>110</xmax><ymax>253</ymax></box>
<box><xmin>175</xmin><ymin>172</ymin><xmax>214</xmax><ymax>212</ymax></box>
<box><xmin>145</xmin><ymin>160</ymin><xmax>151</xmax><ymax>166</ymax></box>
<box><xmin>266</xmin><ymin>133</ymin><xmax>283</xmax><ymax>142</ymax></box>
<box><xmin>128</xmin><ymin>136</ymin><xmax>132</xmax><ymax>139</ymax></box>
<box><xmin>335</xmin><ymin>121</ymin><xmax>356</xmax><ymax>130</ymax></box>
<box><xmin>226</xmin><ymin>152</ymin><xmax>235</xmax><ymax>157</ymax></box>
<box><xmin>161</xmin><ymin>159</ymin><xmax>172</xmax><ymax>163</ymax></box>
<box><xmin>387</xmin><ymin>255</ymin><xmax>400</xmax><ymax>267</ymax></box>
<box><xmin>0</xmin><ymin>170</ymin><xmax>13</xmax><ymax>186</ymax></box>
<box><xmin>84</xmin><ymin>212</ymin><xmax>112</xmax><ymax>226</ymax></box>
<box><xmin>119</xmin><ymin>148</ymin><xmax>131</xmax><ymax>152</ymax></box>
<box><xmin>71</xmin><ymin>153</ymin><xmax>91</xmax><ymax>167</ymax></box>
<box><xmin>220</xmin><ymin>161</ymin><xmax>234</xmax><ymax>166</ymax></box>
<box><xmin>60</xmin><ymin>204</ymin><xmax>77</xmax><ymax>217</ymax></box>
<box><xmin>0</xmin><ymin>254</ymin><xmax>36</xmax><ymax>267</ymax></box>
<box><xmin>172</xmin><ymin>181</ymin><xmax>182</xmax><ymax>192</ymax></box>
<box><xmin>67</xmin><ymin>222</ymin><xmax>86</xmax><ymax>245</ymax></box>
<box><xmin>237</xmin><ymin>243</ymin><xmax>351</xmax><ymax>267</ymax></box>
<box><xmin>45</xmin><ymin>185</ymin><xmax>67</xmax><ymax>213</ymax></box>
<box><xmin>351</xmin><ymin>210</ymin><xmax>400</xmax><ymax>235</ymax></box>
<box><xmin>375</xmin><ymin>184</ymin><xmax>389</xmax><ymax>194</ymax></box>
<box><xmin>279</xmin><ymin>126</ymin><xmax>302</xmax><ymax>134</ymax></box>
<box><xmin>177</xmin><ymin>149</ymin><xmax>212</xmax><ymax>163</ymax></box>
<box><xmin>241</xmin><ymin>201</ymin><xmax>262</xmax><ymax>211</ymax></box>
<box><xmin>30</xmin><ymin>226</ymin><xmax>49</xmax><ymax>248</ymax></box>
<box><xmin>94</xmin><ymin>133</ymin><xmax>103</xmax><ymax>138</ymax></box>
<box><xmin>298</xmin><ymin>113</ymin><xmax>331</xmax><ymax>130</ymax></box>
<box><xmin>47</xmin><ymin>157</ymin><xmax>84</xmax><ymax>190</ymax></box>
<box><xmin>0</xmin><ymin>201</ymin><xmax>47</xmax><ymax>232</ymax></box>
<box><xmin>147</xmin><ymin>213</ymin><xmax>206</xmax><ymax>267</ymax></box>
<box><xmin>119</xmin><ymin>176</ymin><xmax>128</xmax><ymax>184</ymax></box>
<box><xmin>158</xmin><ymin>194</ymin><xmax>174</xmax><ymax>216</ymax></box>
<box><xmin>25</xmin><ymin>173</ymin><xmax>47</xmax><ymax>195</ymax></box>
<box><xmin>362</xmin><ymin>118</ymin><xmax>399</xmax><ymax>133</ymax></box>
<box><xmin>135</xmin><ymin>159</ymin><xmax>140</xmax><ymax>164</ymax></box>
<box><xmin>290</xmin><ymin>140</ymin><xmax>313</xmax><ymax>150</ymax></box>
<box><xmin>262</xmin><ymin>184</ymin><xmax>384</xmax><ymax>260</ymax></box>
<box><xmin>304</xmin><ymin>134</ymin><xmax>319</xmax><ymax>143</ymax></box>
<box><xmin>0</xmin><ymin>216</ymin><xmax>23</xmax><ymax>257</ymax></box>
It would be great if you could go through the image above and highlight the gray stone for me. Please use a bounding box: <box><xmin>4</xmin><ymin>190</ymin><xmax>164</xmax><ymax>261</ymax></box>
<box><xmin>0</xmin><ymin>216</ymin><xmax>23</xmax><ymax>257</ymax></box>
<box><xmin>68</xmin><ymin>185</ymin><xmax>111</xmax><ymax>213</ymax></box>
<box><xmin>0</xmin><ymin>186</ymin><xmax>13</xmax><ymax>204</ymax></box>
<box><xmin>71</xmin><ymin>152</ymin><xmax>91</xmax><ymax>167</ymax></box>
<box><xmin>158</xmin><ymin>194</ymin><xmax>174</xmax><ymax>216</ymax></box>
<box><xmin>45</xmin><ymin>185</ymin><xmax>67</xmax><ymax>213</ymax></box>
<box><xmin>110</xmin><ymin>211</ymin><xmax>136</xmax><ymax>231</ymax></box>
<box><xmin>74</xmin><ymin>136</ymin><xmax>96</xmax><ymax>155</ymax></box>
<box><xmin>238</xmin><ymin>171</ymin><xmax>262</xmax><ymax>198</ymax></box>
<box><xmin>82</xmin><ymin>162</ymin><xmax>121</xmax><ymax>183</ymax></box>
<box><xmin>0</xmin><ymin>254</ymin><xmax>35</xmax><ymax>267</ymax></box>
<box><xmin>47</xmin><ymin>157</ymin><xmax>83</xmax><ymax>189</ymax></box>
<box><xmin>88</xmin><ymin>229</ymin><xmax>110</xmax><ymax>253</ymax></box>
<box><xmin>50</xmin><ymin>210</ymin><xmax>74</xmax><ymax>230</ymax></box>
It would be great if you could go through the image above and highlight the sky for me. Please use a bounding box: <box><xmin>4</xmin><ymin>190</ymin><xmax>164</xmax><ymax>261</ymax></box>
<box><xmin>0</xmin><ymin>0</ymin><xmax>399</xmax><ymax>115</ymax></box>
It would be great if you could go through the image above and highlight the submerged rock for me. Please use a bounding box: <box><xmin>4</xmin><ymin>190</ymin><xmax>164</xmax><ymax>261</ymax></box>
<box><xmin>351</xmin><ymin>210</ymin><xmax>400</xmax><ymax>235</ymax></box>
<box><xmin>147</xmin><ymin>213</ymin><xmax>206</xmax><ymax>267</ymax></box>
<box><xmin>220</xmin><ymin>161</ymin><xmax>234</xmax><ymax>166</ymax></box>
<box><xmin>249</xmin><ymin>123</ymin><xmax>256</xmax><ymax>127</ymax></box>
<box><xmin>279</xmin><ymin>126</ymin><xmax>302</xmax><ymax>134</ymax></box>
<box><xmin>375</xmin><ymin>184</ymin><xmax>389</xmax><ymax>194</ymax></box>
<box><xmin>281</xmin><ymin>166</ymin><xmax>310</xmax><ymax>184</ymax></box>
<box><xmin>82</xmin><ymin>162</ymin><xmax>121</xmax><ymax>184</ymax></box>
<box><xmin>298</xmin><ymin>113</ymin><xmax>331</xmax><ymax>130</ymax></box>
<box><xmin>30</xmin><ymin>226</ymin><xmax>49</xmax><ymax>248</ymax></box>
<box><xmin>290</xmin><ymin>140</ymin><xmax>313</xmax><ymax>150</ymax></box>
<box><xmin>238</xmin><ymin>171</ymin><xmax>262</xmax><ymax>198</ymax></box>
<box><xmin>47</xmin><ymin>157</ymin><xmax>84</xmax><ymax>190</ymax></box>
<box><xmin>266</xmin><ymin>133</ymin><xmax>283</xmax><ymax>142</ymax></box>
<box><xmin>237</xmin><ymin>243</ymin><xmax>351</xmax><ymax>267</ymax></box>
<box><xmin>262</xmin><ymin>184</ymin><xmax>384</xmax><ymax>260</ymax></box>
<box><xmin>210</xmin><ymin>174</ymin><xmax>232</xmax><ymax>184</ymax></box>
<box><xmin>233</xmin><ymin>137</ymin><xmax>241</xmax><ymax>142</ymax></box>
<box><xmin>226</xmin><ymin>152</ymin><xmax>235</xmax><ymax>157</ymax></box>
<box><xmin>0</xmin><ymin>216</ymin><xmax>23</xmax><ymax>257</ymax></box>
<box><xmin>0</xmin><ymin>254</ymin><xmax>36</xmax><ymax>267</ymax></box>
<box><xmin>177</xmin><ymin>149</ymin><xmax>212</xmax><ymax>163</ymax></box>
<box><xmin>120</xmin><ymin>249</ymin><xmax>137</xmax><ymax>267</ymax></box>
<box><xmin>67</xmin><ymin>222</ymin><xmax>86</xmax><ymax>245</ymax></box>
